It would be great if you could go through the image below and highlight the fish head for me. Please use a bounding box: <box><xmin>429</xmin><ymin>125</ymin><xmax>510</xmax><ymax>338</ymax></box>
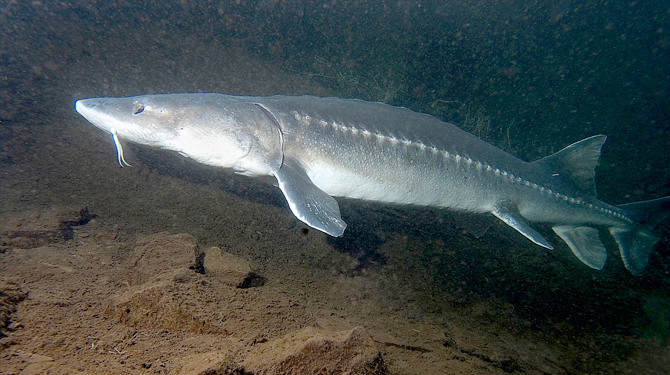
<box><xmin>75</xmin><ymin>93</ymin><xmax>283</xmax><ymax>175</ymax></box>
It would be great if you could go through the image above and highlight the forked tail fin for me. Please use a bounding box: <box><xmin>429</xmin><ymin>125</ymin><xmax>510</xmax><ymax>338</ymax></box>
<box><xmin>539</xmin><ymin>136</ymin><xmax>669</xmax><ymax>273</ymax></box>
<box><xmin>611</xmin><ymin>197</ymin><xmax>670</xmax><ymax>274</ymax></box>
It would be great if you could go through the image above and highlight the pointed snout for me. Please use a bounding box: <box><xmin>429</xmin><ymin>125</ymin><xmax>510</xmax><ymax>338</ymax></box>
<box><xmin>75</xmin><ymin>98</ymin><xmax>103</xmax><ymax>126</ymax></box>
<box><xmin>74</xmin><ymin>98</ymin><xmax>87</xmax><ymax>114</ymax></box>
<box><xmin>74</xmin><ymin>97</ymin><xmax>121</xmax><ymax>133</ymax></box>
<box><xmin>74</xmin><ymin>98</ymin><xmax>96</xmax><ymax>115</ymax></box>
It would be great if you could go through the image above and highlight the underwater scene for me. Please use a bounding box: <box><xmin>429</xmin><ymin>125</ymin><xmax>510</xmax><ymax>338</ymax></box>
<box><xmin>1</xmin><ymin>1</ymin><xmax>669</xmax><ymax>374</ymax></box>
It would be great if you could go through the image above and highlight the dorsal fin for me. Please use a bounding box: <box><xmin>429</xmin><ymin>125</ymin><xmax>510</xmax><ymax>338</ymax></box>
<box><xmin>533</xmin><ymin>135</ymin><xmax>606</xmax><ymax>196</ymax></box>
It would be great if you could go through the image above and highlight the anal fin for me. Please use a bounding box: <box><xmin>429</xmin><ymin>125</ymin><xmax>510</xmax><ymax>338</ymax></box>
<box><xmin>552</xmin><ymin>225</ymin><xmax>607</xmax><ymax>270</ymax></box>
<box><xmin>274</xmin><ymin>158</ymin><xmax>347</xmax><ymax>237</ymax></box>
<box><xmin>492</xmin><ymin>204</ymin><xmax>553</xmax><ymax>249</ymax></box>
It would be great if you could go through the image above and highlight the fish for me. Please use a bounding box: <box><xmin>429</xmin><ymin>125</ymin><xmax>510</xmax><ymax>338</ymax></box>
<box><xmin>74</xmin><ymin>93</ymin><xmax>670</xmax><ymax>274</ymax></box>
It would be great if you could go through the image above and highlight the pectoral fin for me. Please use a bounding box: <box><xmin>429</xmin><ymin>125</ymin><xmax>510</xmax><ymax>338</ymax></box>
<box><xmin>274</xmin><ymin>158</ymin><xmax>347</xmax><ymax>237</ymax></box>
<box><xmin>492</xmin><ymin>203</ymin><xmax>553</xmax><ymax>249</ymax></box>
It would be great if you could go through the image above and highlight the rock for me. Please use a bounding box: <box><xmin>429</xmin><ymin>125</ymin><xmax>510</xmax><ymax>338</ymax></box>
<box><xmin>0</xmin><ymin>208</ymin><xmax>97</xmax><ymax>249</ymax></box>
<box><xmin>177</xmin><ymin>351</ymin><xmax>248</xmax><ymax>375</ymax></box>
<box><xmin>124</xmin><ymin>232</ymin><xmax>197</xmax><ymax>285</ymax></box>
<box><xmin>10</xmin><ymin>350</ymin><xmax>54</xmax><ymax>375</ymax></box>
<box><xmin>8</xmin><ymin>236</ymin><xmax>39</xmax><ymax>249</ymax></box>
<box><xmin>0</xmin><ymin>279</ymin><xmax>27</xmax><ymax>336</ymax></box>
<box><xmin>243</xmin><ymin>326</ymin><xmax>388</xmax><ymax>375</ymax></box>
<box><xmin>105</xmin><ymin>269</ymin><xmax>220</xmax><ymax>334</ymax></box>
<box><xmin>12</xmin><ymin>349</ymin><xmax>54</xmax><ymax>363</ymax></box>
<box><xmin>9</xmin><ymin>350</ymin><xmax>97</xmax><ymax>375</ymax></box>
<box><xmin>203</xmin><ymin>246</ymin><xmax>252</xmax><ymax>286</ymax></box>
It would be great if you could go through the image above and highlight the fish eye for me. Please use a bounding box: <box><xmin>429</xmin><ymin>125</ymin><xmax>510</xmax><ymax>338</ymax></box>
<box><xmin>133</xmin><ymin>104</ymin><xmax>145</xmax><ymax>115</ymax></box>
